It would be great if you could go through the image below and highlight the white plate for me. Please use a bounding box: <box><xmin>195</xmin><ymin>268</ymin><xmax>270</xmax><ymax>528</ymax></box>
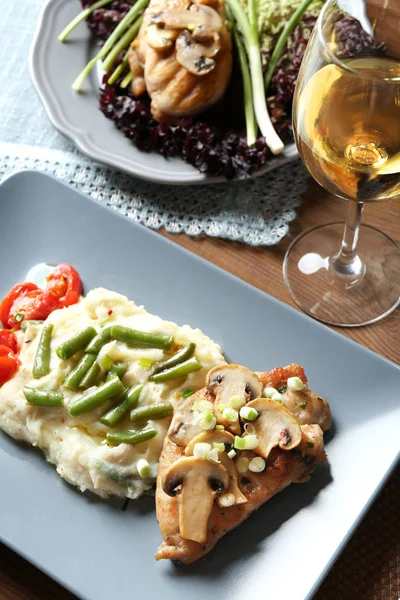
<box><xmin>29</xmin><ymin>0</ymin><xmax>298</xmax><ymax>185</ymax></box>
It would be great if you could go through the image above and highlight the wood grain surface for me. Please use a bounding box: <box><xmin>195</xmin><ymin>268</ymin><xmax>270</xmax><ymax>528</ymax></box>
<box><xmin>0</xmin><ymin>175</ymin><xmax>399</xmax><ymax>599</ymax></box>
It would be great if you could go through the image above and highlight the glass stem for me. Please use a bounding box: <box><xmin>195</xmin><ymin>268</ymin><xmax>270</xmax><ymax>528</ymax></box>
<box><xmin>332</xmin><ymin>201</ymin><xmax>365</xmax><ymax>276</ymax></box>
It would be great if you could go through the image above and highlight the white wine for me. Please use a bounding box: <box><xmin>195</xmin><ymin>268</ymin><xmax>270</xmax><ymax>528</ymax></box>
<box><xmin>294</xmin><ymin>57</ymin><xmax>400</xmax><ymax>202</ymax></box>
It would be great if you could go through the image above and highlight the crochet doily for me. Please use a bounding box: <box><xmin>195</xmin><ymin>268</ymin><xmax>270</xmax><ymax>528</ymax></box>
<box><xmin>0</xmin><ymin>143</ymin><xmax>308</xmax><ymax>246</ymax></box>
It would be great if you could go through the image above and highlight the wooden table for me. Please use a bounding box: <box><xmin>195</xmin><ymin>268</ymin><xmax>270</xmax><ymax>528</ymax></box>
<box><xmin>1</xmin><ymin>178</ymin><xmax>399</xmax><ymax>599</ymax></box>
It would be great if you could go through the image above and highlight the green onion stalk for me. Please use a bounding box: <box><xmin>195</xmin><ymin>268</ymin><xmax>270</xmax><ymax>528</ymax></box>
<box><xmin>63</xmin><ymin>0</ymin><xmax>149</xmax><ymax>92</ymax></box>
<box><xmin>231</xmin><ymin>22</ymin><xmax>257</xmax><ymax>146</ymax></box>
<box><xmin>58</xmin><ymin>0</ymin><xmax>115</xmax><ymax>42</ymax></box>
<box><xmin>264</xmin><ymin>0</ymin><xmax>314</xmax><ymax>90</ymax></box>
<box><xmin>226</xmin><ymin>0</ymin><xmax>284</xmax><ymax>155</ymax></box>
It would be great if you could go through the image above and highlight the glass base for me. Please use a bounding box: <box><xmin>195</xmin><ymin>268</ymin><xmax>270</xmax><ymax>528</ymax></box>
<box><xmin>283</xmin><ymin>223</ymin><xmax>400</xmax><ymax>327</ymax></box>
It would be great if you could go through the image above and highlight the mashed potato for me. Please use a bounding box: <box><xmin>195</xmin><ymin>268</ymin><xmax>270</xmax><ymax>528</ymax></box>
<box><xmin>0</xmin><ymin>288</ymin><xmax>225</xmax><ymax>499</ymax></box>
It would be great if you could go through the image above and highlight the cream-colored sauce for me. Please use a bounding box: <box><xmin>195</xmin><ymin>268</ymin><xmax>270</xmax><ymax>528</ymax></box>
<box><xmin>0</xmin><ymin>288</ymin><xmax>225</xmax><ymax>499</ymax></box>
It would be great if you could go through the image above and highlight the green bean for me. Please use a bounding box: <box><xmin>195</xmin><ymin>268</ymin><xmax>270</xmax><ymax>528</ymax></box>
<box><xmin>150</xmin><ymin>343</ymin><xmax>196</xmax><ymax>377</ymax></box>
<box><xmin>99</xmin><ymin>354</ymin><xmax>113</xmax><ymax>371</ymax></box>
<box><xmin>23</xmin><ymin>386</ymin><xmax>64</xmax><ymax>407</ymax></box>
<box><xmin>21</xmin><ymin>320</ymin><xmax>44</xmax><ymax>332</ymax></box>
<box><xmin>106</xmin><ymin>428</ymin><xmax>158</xmax><ymax>446</ymax></box>
<box><xmin>69</xmin><ymin>374</ymin><xmax>124</xmax><ymax>417</ymax></box>
<box><xmin>149</xmin><ymin>357</ymin><xmax>202</xmax><ymax>383</ymax></box>
<box><xmin>109</xmin><ymin>362</ymin><xmax>128</xmax><ymax>378</ymax></box>
<box><xmin>63</xmin><ymin>354</ymin><xmax>97</xmax><ymax>391</ymax></box>
<box><xmin>32</xmin><ymin>324</ymin><xmax>53</xmax><ymax>379</ymax></box>
<box><xmin>100</xmin><ymin>384</ymin><xmax>144</xmax><ymax>427</ymax></box>
<box><xmin>56</xmin><ymin>327</ymin><xmax>97</xmax><ymax>360</ymax></box>
<box><xmin>110</xmin><ymin>325</ymin><xmax>173</xmax><ymax>349</ymax></box>
<box><xmin>130</xmin><ymin>402</ymin><xmax>173</xmax><ymax>423</ymax></box>
<box><xmin>80</xmin><ymin>360</ymin><xmax>101</xmax><ymax>389</ymax></box>
<box><xmin>85</xmin><ymin>327</ymin><xmax>112</xmax><ymax>354</ymax></box>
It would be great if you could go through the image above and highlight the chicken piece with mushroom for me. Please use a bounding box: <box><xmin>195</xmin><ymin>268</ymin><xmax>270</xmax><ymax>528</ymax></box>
<box><xmin>185</xmin><ymin>429</ymin><xmax>247</xmax><ymax>505</ymax></box>
<box><xmin>155</xmin><ymin>362</ymin><xmax>331</xmax><ymax>564</ymax></box>
<box><xmin>206</xmin><ymin>364</ymin><xmax>263</xmax><ymax>435</ymax></box>
<box><xmin>161</xmin><ymin>455</ymin><xmax>229</xmax><ymax>543</ymax></box>
<box><xmin>246</xmin><ymin>398</ymin><xmax>302</xmax><ymax>459</ymax></box>
<box><xmin>128</xmin><ymin>0</ymin><xmax>232</xmax><ymax>122</ymax></box>
<box><xmin>257</xmin><ymin>364</ymin><xmax>332</xmax><ymax>431</ymax></box>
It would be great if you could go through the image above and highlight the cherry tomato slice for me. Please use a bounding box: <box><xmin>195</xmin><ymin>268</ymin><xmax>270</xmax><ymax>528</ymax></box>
<box><xmin>0</xmin><ymin>283</ymin><xmax>40</xmax><ymax>329</ymax></box>
<box><xmin>8</xmin><ymin>289</ymin><xmax>60</xmax><ymax>329</ymax></box>
<box><xmin>0</xmin><ymin>345</ymin><xmax>19</xmax><ymax>386</ymax></box>
<box><xmin>46</xmin><ymin>264</ymin><xmax>82</xmax><ymax>308</ymax></box>
<box><xmin>0</xmin><ymin>330</ymin><xmax>19</xmax><ymax>354</ymax></box>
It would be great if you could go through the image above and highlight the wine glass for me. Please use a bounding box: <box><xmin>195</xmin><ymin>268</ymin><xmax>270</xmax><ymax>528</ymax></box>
<box><xmin>283</xmin><ymin>0</ymin><xmax>400</xmax><ymax>327</ymax></box>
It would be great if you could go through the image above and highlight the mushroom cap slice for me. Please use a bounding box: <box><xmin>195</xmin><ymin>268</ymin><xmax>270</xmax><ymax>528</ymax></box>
<box><xmin>247</xmin><ymin>398</ymin><xmax>302</xmax><ymax>459</ymax></box>
<box><xmin>175</xmin><ymin>31</ymin><xmax>216</xmax><ymax>75</ymax></box>
<box><xmin>145</xmin><ymin>24</ymin><xmax>179</xmax><ymax>50</ymax></box>
<box><xmin>168</xmin><ymin>390</ymin><xmax>214</xmax><ymax>447</ymax></box>
<box><xmin>162</xmin><ymin>456</ymin><xmax>229</xmax><ymax>543</ymax></box>
<box><xmin>184</xmin><ymin>429</ymin><xmax>234</xmax><ymax>455</ymax></box>
<box><xmin>184</xmin><ymin>430</ymin><xmax>247</xmax><ymax>505</ymax></box>
<box><xmin>149</xmin><ymin>5</ymin><xmax>222</xmax><ymax>32</ymax></box>
<box><xmin>206</xmin><ymin>364</ymin><xmax>263</xmax><ymax>435</ymax></box>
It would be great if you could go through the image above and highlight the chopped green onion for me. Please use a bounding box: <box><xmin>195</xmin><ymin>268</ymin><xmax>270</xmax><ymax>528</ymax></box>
<box><xmin>299</xmin><ymin>402</ymin><xmax>307</xmax><ymax>409</ymax></box>
<box><xmin>138</xmin><ymin>357</ymin><xmax>153</xmax><ymax>368</ymax></box>
<box><xmin>99</xmin><ymin>354</ymin><xmax>114</xmax><ymax>371</ymax></box>
<box><xmin>14</xmin><ymin>313</ymin><xmax>24</xmax><ymax>322</ymax></box>
<box><xmin>207</xmin><ymin>448</ymin><xmax>220</xmax><ymax>463</ymax></box>
<box><xmin>218</xmin><ymin>403</ymin><xmax>227</xmax><ymax>412</ymax></box>
<box><xmin>277</xmin><ymin>385</ymin><xmax>287</xmax><ymax>394</ymax></box>
<box><xmin>229</xmin><ymin>395</ymin><xmax>246</xmax><ymax>410</ymax></box>
<box><xmin>236</xmin><ymin>456</ymin><xmax>249</xmax><ymax>473</ymax></box>
<box><xmin>234</xmin><ymin>434</ymin><xmax>258</xmax><ymax>450</ymax></box>
<box><xmin>193</xmin><ymin>399</ymin><xmax>214</xmax><ymax>413</ymax></box>
<box><xmin>271</xmin><ymin>391</ymin><xmax>283</xmax><ymax>402</ymax></box>
<box><xmin>239</xmin><ymin>406</ymin><xmax>258</xmax><ymax>421</ymax></box>
<box><xmin>199</xmin><ymin>414</ymin><xmax>216</xmax><ymax>431</ymax></box>
<box><xmin>58</xmin><ymin>0</ymin><xmax>114</xmax><ymax>42</ymax></box>
<box><xmin>193</xmin><ymin>442</ymin><xmax>212</xmax><ymax>458</ymax></box>
<box><xmin>227</xmin><ymin>449</ymin><xmax>237</xmax><ymax>459</ymax></box>
<box><xmin>306</xmin><ymin>441</ymin><xmax>314</xmax><ymax>448</ymax></box>
<box><xmin>222</xmin><ymin>407</ymin><xmax>239</xmax><ymax>423</ymax></box>
<box><xmin>213</xmin><ymin>442</ymin><xmax>225</xmax><ymax>452</ymax></box>
<box><xmin>249</xmin><ymin>457</ymin><xmax>266</xmax><ymax>473</ymax></box>
<box><xmin>287</xmin><ymin>376</ymin><xmax>304</xmax><ymax>391</ymax></box>
<box><xmin>218</xmin><ymin>492</ymin><xmax>235</xmax><ymax>507</ymax></box>
<box><xmin>182</xmin><ymin>388</ymin><xmax>196</xmax><ymax>398</ymax></box>
<box><xmin>203</xmin><ymin>410</ymin><xmax>214</xmax><ymax>424</ymax></box>
<box><xmin>216</xmin><ymin>424</ymin><xmax>225</xmax><ymax>431</ymax></box>
<box><xmin>263</xmin><ymin>387</ymin><xmax>277</xmax><ymax>398</ymax></box>
<box><xmin>136</xmin><ymin>458</ymin><xmax>151</xmax><ymax>478</ymax></box>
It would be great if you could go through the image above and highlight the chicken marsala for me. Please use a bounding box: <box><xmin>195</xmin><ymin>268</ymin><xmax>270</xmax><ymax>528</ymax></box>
<box><xmin>129</xmin><ymin>0</ymin><xmax>232</xmax><ymax>122</ymax></box>
<box><xmin>155</xmin><ymin>363</ymin><xmax>331</xmax><ymax>563</ymax></box>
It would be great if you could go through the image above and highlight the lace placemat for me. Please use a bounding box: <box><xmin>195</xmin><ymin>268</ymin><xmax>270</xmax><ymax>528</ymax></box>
<box><xmin>0</xmin><ymin>0</ymin><xmax>308</xmax><ymax>246</ymax></box>
<box><xmin>0</xmin><ymin>143</ymin><xmax>308</xmax><ymax>246</ymax></box>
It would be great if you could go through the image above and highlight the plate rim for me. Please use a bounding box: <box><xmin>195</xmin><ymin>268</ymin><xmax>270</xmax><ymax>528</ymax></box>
<box><xmin>28</xmin><ymin>0</ymin><xmax>299</xmax><ymax>186</ymax></box>
<box><xmin>1</xmin><ymin>169</ymin><xmax>399</xmax><ymax>600</ymax></box>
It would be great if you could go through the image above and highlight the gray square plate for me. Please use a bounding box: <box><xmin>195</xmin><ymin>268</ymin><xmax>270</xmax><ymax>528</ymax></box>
<box><xmin>0</xmin><ymin>171</ymin><xmax>399</xmax><ymax>600</ymax></box>
<box><xmin>29</xmin><ymin>0</ymin><xmax>297</xmax><ymax>185</ymax></box>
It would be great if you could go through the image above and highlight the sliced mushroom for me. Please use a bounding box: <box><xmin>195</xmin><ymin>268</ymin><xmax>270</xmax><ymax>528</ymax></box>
<box><xmin>145</xmin><ymin>24</ymin><xmax>179</xmax><ymax>50</ymax></box>
<box><xmin>168</xmin><ymin>390</ymin><xmax>214</xmax><ymax>447</ymax></box>
<box><xmin>282</xmin><ymin>387</ymin><xmax>332</xmax><ymax>432</ymax></box>
<box><xmin>175</xmin><ymin>31</ymin><xmax>217</xmax><ymax>75</ymax></box>
<box><xmin>206</xmin><ymin>365</ymin><xmax>263</xmax><ymax>435</ymax></box>
<box><xmin>246</xmin><ymin>398</ymin><xmax>302</xmax><ymax>459</ymax></box>
<box><xmin>149</xmin><ymin>4</ymin><xmax>222</xmax><ymax>32</ymax></box>
<box><xmin>184</xmin><ymin>430</ymin><xmax>248</xmax><ymax>505</ymax></box>
<box><xmin>162</xmin><ymin>456</ymin><xmax>229</xmax><ymax>543</ymax></box>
